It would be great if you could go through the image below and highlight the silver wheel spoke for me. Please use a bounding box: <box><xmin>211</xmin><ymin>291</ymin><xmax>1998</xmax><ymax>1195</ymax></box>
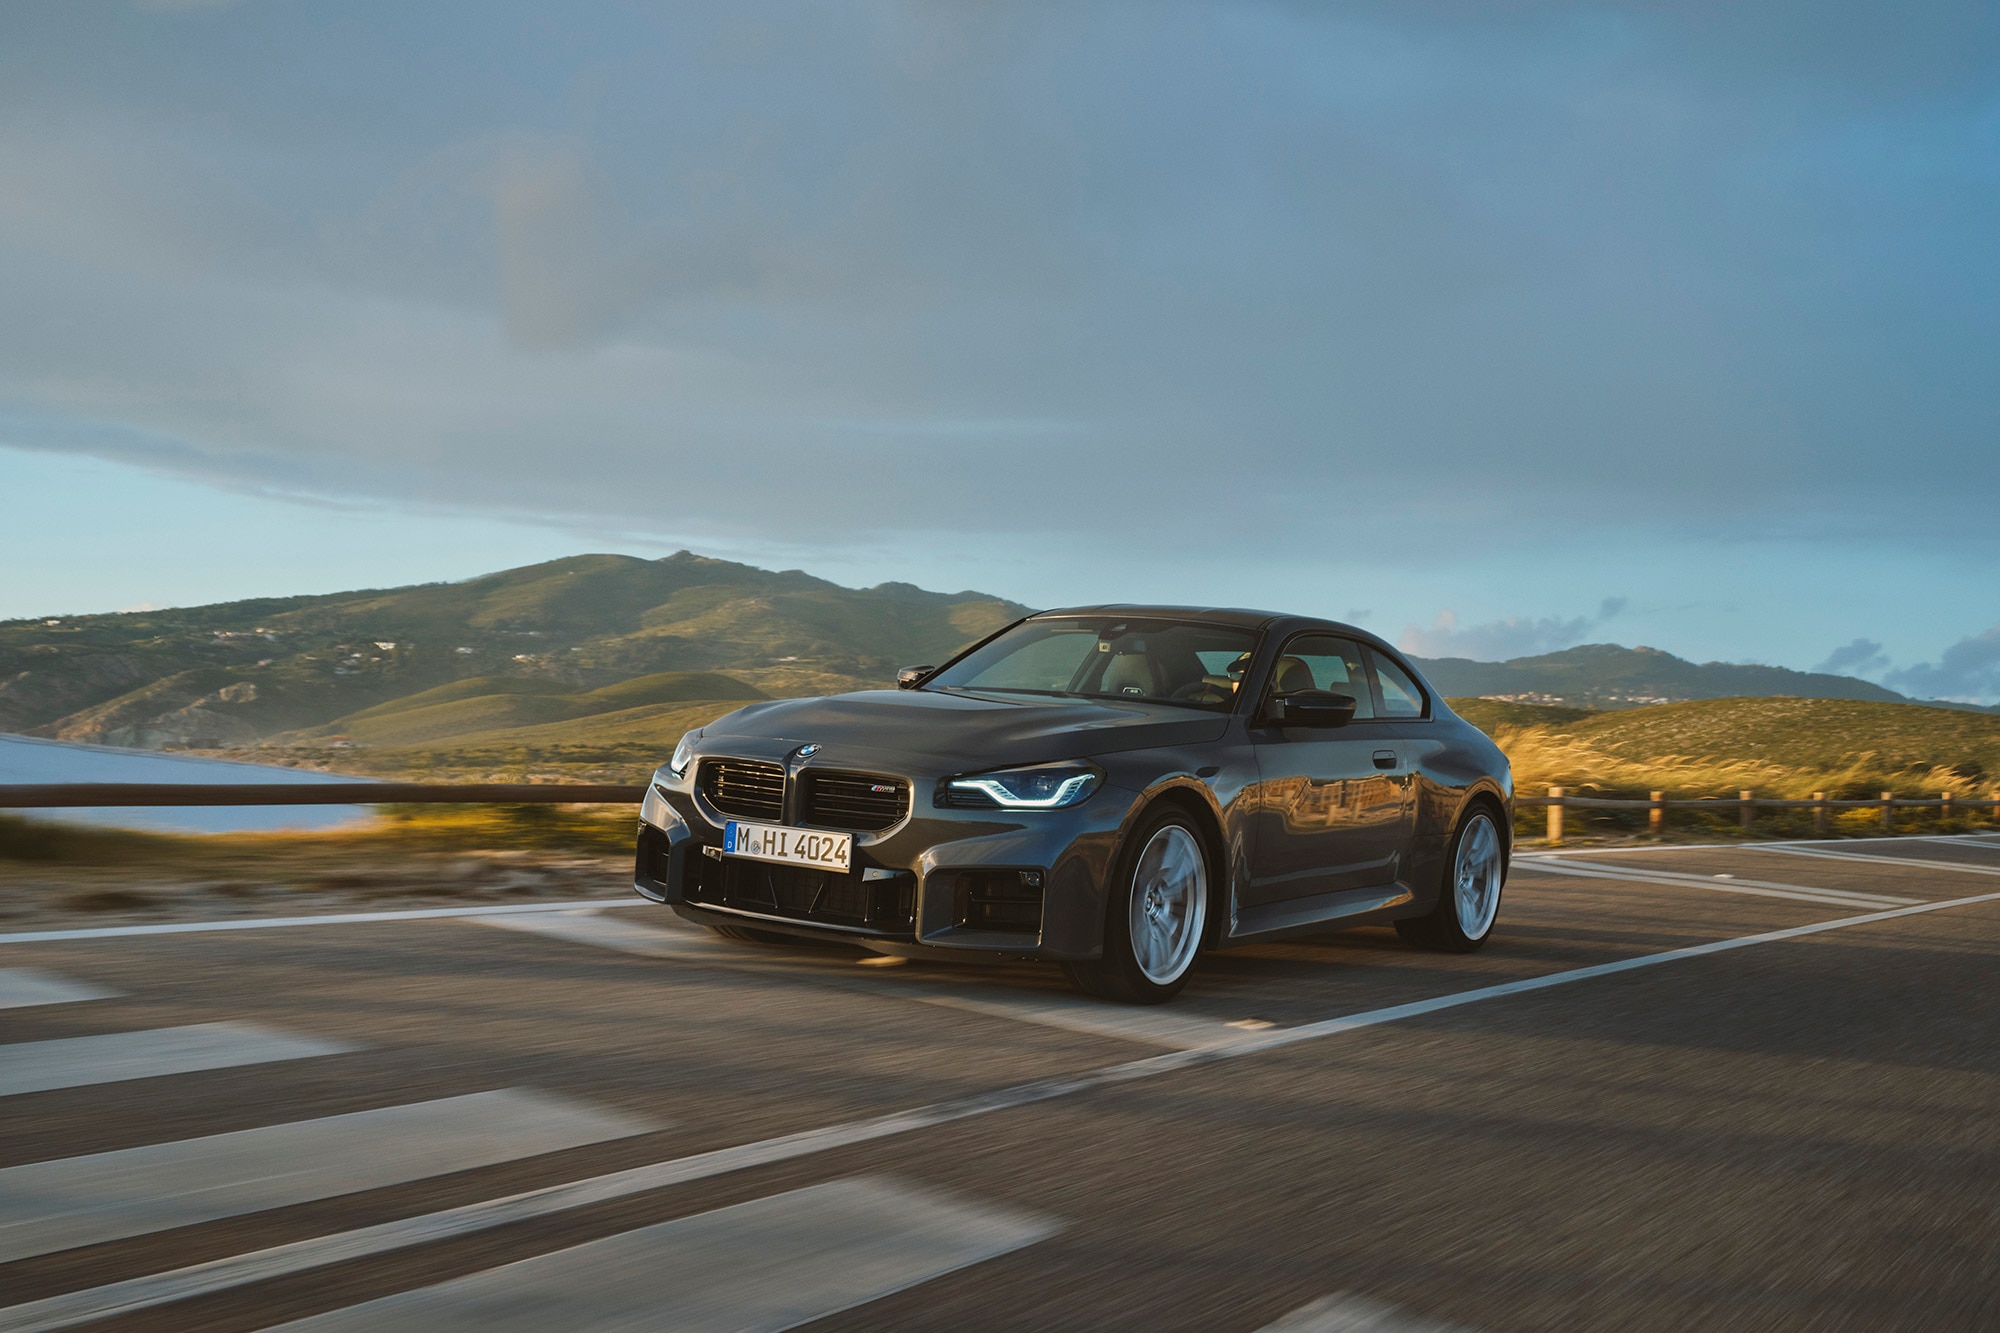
<box><xmin>1127</xmin><ymin>825</ymin><xmax>1207</xmax><ymax>986</ymax></box>
<box><xmin>1453</xmin><ymin>813</ymin><xmax>1502</xmax><ymax>940</ymax></box>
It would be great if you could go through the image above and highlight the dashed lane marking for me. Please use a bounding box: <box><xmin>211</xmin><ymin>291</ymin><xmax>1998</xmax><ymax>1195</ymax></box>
<box><xmin>0</xmin><ymin>1022</ymin><xmax>356</xmax><ymax>1099</ymax></box>
<box><xmin>0</xmin><ymin>1089</ymin><xmax>656</xmax><ymax>1265</ymax></box>
<box><xmin>0</xmin><ymin>969</ymin><xmax>117</xmax><ymax>1011</ymax></box>
<box><xmin>472</xmin><ymin>906</ymin><xmax>736</xmax><ymax>959</ymax></box>
<box><xmin>8</xmin><ymin>886</ymin><xmax>1996</xmax><ymax>1332</ymax></box>
<box><xmin>268</xmin><ymin>1175</ymin><xmax>1057</xmax><ymax>1332</ymax></box>
<box><xmin>1514</xmin><ymin>857</ymin><xmax>1917</xmax><ymax>908</ymax></box>
<box><xmin>894</xmin><ymin>988</ymin><xmax>1257</xmax><ymax>1050</ymax></box>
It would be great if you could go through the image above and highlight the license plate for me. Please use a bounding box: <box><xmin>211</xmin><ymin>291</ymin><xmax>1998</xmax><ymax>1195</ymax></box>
<box><xmin>722</xmin><ymin>820</ymin><xmax>852</xmax><ymax>871</ymax></box>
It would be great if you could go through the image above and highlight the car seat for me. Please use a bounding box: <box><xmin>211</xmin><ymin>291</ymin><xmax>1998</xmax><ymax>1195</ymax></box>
<box><xmin>1273</xmin><ymin>656</ymin><xmax>1316</xmax><ymax>694</ymax></box>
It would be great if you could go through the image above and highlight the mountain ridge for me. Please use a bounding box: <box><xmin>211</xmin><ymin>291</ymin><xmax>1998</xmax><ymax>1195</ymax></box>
<box><xmin>1411</xmin><ymin>642</ymin><xmax>1963</xmax><ymax>710</ymax></box>
<box><xmin>0</xmin><ymin>552</ymin><xmax>1030</xmax><ymax>748</ymax></box>
<box><xmin>3</xmin><ymin>552</ymin><xmax>1985</xmax><ymax>753</ymax></box>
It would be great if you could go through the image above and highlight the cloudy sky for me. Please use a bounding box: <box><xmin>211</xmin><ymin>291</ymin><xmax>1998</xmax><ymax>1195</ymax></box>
<box><xmin>2</xmin><ymin>1</ymin><xmax>1996</xmax><ymax>699</ymax></box>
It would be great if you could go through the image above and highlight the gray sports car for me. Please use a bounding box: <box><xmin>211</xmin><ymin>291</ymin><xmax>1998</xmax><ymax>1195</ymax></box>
<box><xmin>635</xmin><ymin>606</ymin><xmax>1512</xmax><ymax>1002</ymax></box>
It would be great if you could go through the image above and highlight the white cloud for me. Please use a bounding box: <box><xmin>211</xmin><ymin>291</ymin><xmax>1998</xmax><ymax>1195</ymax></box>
<box><xmin>1398</xmin><ymin>596</ymin><xmax>1629</xmax><ymax>661</ymax></box>
<box><xmin>0</xmin><ymin>1</ymin><xmax>1993</xmax><ymax>659</ymax></box>
<box><xmin>1884</xmin><ymin>626</ymin><xmax>2000</xmax><ymax>705</ymax></box>
<box><xmin>1398</xmin><ymin>610</ymin><xmax>1593</xmax><ymax>661</ymax></box>
<box><xmin>1813</xmin><ymin>638</ymin><xmax>1890</xmax><ymax>677</ymax></box>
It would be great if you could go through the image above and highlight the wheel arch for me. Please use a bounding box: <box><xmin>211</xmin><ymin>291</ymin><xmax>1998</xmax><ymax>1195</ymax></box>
<box><xmin>1112</xmin><ymin>780</ymin><xmax>1229</xmax><ymax>947</ymax></box>
<box><xmin>1454</xmin><ymin>783</ymin><xmax>1513</xmax><ymax>862</ymax></box>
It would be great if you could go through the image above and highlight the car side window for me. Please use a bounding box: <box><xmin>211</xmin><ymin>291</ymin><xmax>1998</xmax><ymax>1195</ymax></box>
<box><xmin>1369</xmin><ymin>649</ymin><xmax>1427</xmax><ymax>719</ymax></box>
<box><xmin>1268</xmin><ymin>635</ymin><xmax>1375</xmax><ymax>720</ymax></box>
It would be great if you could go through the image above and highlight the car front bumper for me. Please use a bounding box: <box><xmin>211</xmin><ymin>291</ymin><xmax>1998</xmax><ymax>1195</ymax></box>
<box><xmin>633</xmin><ymin>779</ymin><xmax>1137</xmax><ymax>961</ymax></box>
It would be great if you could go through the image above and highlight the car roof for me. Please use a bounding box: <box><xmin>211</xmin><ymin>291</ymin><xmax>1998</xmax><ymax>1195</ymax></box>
<box><xmin>1030</xmin><ymin>604</ymin><xmax>1382</xmax><ymax>644</ymax></box>
<box><xmin>1029</xmin><ymin>603</ymin><xmax>1281</xmax><ymax>628</ymax></box>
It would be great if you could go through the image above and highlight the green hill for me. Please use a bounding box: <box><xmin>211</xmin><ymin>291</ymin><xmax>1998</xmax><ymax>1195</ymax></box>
<box><xmin>316</xmin><ymin>672</ymin><xmax>768</xmax><ymax>746</ymax></box>
<box><xmin>1419</xmin><ymin>643</ymin><xmax>1925</xmax><ymax>710</ymax></box>
<box><xmin>0</xmin><ymin>553</ymin><xmax>1027</xmax><ymax>750</ymax></box>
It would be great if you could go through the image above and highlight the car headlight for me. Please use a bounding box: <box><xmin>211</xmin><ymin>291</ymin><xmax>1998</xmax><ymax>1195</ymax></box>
<box><xmin>941</xmin><ymin>763</ymin><xmax>1101</xmax><ymax>810</ymax></box>
<box><xmin>669</xmin><ymin>730</ymin><xmax>699</xmax><ymax>778</ymax></box>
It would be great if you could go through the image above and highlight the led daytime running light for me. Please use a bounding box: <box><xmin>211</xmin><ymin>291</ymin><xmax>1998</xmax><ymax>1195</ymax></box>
<box><xmin>949</xmin><ymin>772</ymin><xmax>1096</xmax><ymax>809</ymax></box>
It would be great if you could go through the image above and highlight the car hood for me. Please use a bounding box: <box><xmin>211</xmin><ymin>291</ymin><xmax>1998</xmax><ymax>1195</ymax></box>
<box><xmin>697</xmin><ymin>688</ymin><xmax>1229</xmax><ymax>771</ymax></box>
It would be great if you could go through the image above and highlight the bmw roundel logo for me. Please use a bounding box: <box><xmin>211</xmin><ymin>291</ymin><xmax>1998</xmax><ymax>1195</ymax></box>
<box><xmin>794</xmin><ymin>743</ymin><xmax>821</xmax><ymax>759</ymax></box>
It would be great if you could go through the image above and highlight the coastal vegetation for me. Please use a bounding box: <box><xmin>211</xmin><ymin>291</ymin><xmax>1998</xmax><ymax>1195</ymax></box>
<box><xmin>1456</xmin><ymin>696</ymin><xmax>2000</xmax><ymax>840</ymax></box>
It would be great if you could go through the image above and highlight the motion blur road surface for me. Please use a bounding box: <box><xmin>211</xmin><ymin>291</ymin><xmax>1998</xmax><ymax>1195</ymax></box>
<box><xmin>3</xmin><ymin>834</ymin><xmax>1998</xmax><ymax>1331</ymax></box>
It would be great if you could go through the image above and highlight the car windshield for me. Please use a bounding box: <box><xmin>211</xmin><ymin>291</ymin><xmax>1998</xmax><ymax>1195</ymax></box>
<box><xmin>927</xmin><ymin>617</ymin><xmax>1261</xmax><ymax>712</ymax></box>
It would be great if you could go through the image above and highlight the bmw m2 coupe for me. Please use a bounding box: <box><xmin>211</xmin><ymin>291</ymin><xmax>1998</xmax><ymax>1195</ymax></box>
<box><xmin>635</xmin><ymin>606</ymin><xmax>1512</xmax><ymax>1002</ymax></box>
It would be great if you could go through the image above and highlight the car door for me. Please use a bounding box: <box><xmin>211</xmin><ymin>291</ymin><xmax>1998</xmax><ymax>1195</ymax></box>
<box><xmin>1363</xmin><ymin>643</ymin><xmax>1431</xmax><ymax>851</ymax></box>
<box><xmin>1243</xmin><ymin>634</ymin><xmax>1411</xmax><ymax>908</ymax></box>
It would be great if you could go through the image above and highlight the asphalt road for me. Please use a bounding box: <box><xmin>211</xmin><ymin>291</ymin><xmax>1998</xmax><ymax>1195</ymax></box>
<box><xmin>3</xmin><ymin>833</ymin><xmax>1998</xmax><ymax>1331</ymax></box>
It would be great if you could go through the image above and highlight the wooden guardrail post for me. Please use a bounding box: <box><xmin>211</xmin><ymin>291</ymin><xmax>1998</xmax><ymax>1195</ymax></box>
<box><xmin>1880</xmin><ymin>791</ymin><xmax>1894</xmax><ymax>831</ymax></box>
<box><xmin>1547</xmin><ymin>786</ymin><xmax>1564</xmax><ymax>844</ymax></box>
<box><xmin>1739</xmin><ymin>789</ymin><xmax>1755</xmax><ymax>832</ymax></box>
<box><xmin>1940</xmin><ymin>791</ymin><xmax>1953</xmax><ymax>824</ymax></box>
<box><xmin>1813</xmin><ymin>791</ymin><xmax>1828</xmax><ymax>835</ymax></box>
<box><xmin>1649</xmin><ymin>791</ymin><xmax>1665</xmax><ymax>836</ymax></box>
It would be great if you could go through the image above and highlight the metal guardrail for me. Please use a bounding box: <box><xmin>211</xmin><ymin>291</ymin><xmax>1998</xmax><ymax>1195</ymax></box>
<box><xmin>1519</xmin><ymin>787</ymin><xmax>2000</xmax><ymax>842</ymax></box>
<box><xmin>0</xmin><ymin>783</ymin><xmax>645</xmax><ymax>808</ymax></box>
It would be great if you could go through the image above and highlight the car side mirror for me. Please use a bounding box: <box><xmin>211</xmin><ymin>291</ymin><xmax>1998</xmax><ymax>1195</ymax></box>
<box><xmin>1266</xmin><ymin>690</ymin><xmax>1357</xmax><ymax>727</ymax></box>
<box><xmin>896</xmin><ymin>665</ymin><xmax>935</xmax><ymax>690</ymax></box>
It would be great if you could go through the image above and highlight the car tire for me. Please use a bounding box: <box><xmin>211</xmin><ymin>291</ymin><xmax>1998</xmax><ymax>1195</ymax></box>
<box><xmin>1064</xmin><ymin>808</ymin><xmax>1211</xmax><ymax>1004</ymax></box>
<box><xmin>1396</xmin><ymin>804</ymin><xmax>1506</xmax><ymax>953</ymax></box>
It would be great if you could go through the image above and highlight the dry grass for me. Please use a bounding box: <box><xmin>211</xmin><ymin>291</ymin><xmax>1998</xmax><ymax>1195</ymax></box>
<box><xmin>1489</xmin><ymin>725</ymin><xmax>1995</xmax><ymax>803</ymax></box>
<box><xmin>1450</xmin><ymin>697</ymin><xmax>2000</xmax><ymax>844</ymax></box>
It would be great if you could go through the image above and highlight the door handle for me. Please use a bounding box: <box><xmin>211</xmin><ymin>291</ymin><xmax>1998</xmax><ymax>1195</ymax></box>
<box><xmin>1372</xmin><ymin>749</ymin><xmax>1397</xmax><ymax>770</ymax></box>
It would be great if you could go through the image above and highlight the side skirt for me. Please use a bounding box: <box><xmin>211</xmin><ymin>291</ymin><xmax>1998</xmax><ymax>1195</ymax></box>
<box><xmin>1221</xmin><ymin>881</ymin><xmax>1417</xmax><ymax>946</ymax></box>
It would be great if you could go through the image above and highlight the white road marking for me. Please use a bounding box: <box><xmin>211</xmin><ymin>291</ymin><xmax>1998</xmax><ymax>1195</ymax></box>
<box><xmin>1259</xmin><ymin>1292</ymin><xmax>1471</xmax><ymax>1331</ymax></box>
<box><xmin>0</xmin><ymin>968</ymin><xmax>117</xmax><ymax>1011</ymax></box>
<box><xmin>1525</xmin><ymin>833</ymin><xmax>2000</xmax><ymax>857</ymax></box>
<box><xmin>1790</xmin><ymin>832</ymin><xmax>2000</xmax><ymax>847</ymax></box>
<box><xmin>269</xmin><ymin>1175</ymin><xmax>1057</xmax><ymax>1332</ymax></box>
<box><xmin>473</xmin><ymin>907</ymin><xmax>733</xmax><ymax>958</ymax></box>
<box><xmin>0</xmin><ymin>899</ymin><xmax>646</xmax><ymax>947</ymax></box>
<box><xmin>1923</xmin><ymin>834</ymin><xmax>2000</xmax><ymax>847</ymax></box>
<box><xmin>896</xmin><ymin>988</ymin><xmax>1255</xmax><ymax>1050</ymax></box>
<box><xmin>0</xmin><ymin>1089</ymin><xmax>656</xmax><ymax>1265</ymax></box>
<box><xmin>1744</xmin><ymin>845</ymin><xmax>2000</xmax><ymax>878</ymax></box>
<box><xmin>0</xmin><ymin>1023</ymin><xmax>356</xmax><ymax>1099</ymax></box>
<box><xmin>10</xmin><ymin>886</ymin><xmax>1997</xmax><ymax>1333</ymax></box>
<box><xmin>1514</xmin><ymin>857</ymin><xmax>1916</xmax><ymax>907</ymax></box>
<box><xmin>473</xmin><ymin>910</ymin><xmax>1257</xmax><ymax>1050</ymax></box>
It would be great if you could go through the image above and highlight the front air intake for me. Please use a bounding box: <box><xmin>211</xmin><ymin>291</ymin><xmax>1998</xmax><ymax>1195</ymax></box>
<box><xmin>699</xmin><ymin>758</ymin><xmax>785</xmax><ymax>820</ymax></box>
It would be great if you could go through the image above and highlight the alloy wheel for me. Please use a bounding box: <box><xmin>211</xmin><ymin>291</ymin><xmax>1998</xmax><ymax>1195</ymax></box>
<box><xmin>1128</xmin><ymin>824</ymin><xmax>1207</xmax><ymax>985</ymax></box>
<box><xmin>1453</xmin><ymin>812</ymin><xmax>1503</xmax><ymax>940</ymax></box>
